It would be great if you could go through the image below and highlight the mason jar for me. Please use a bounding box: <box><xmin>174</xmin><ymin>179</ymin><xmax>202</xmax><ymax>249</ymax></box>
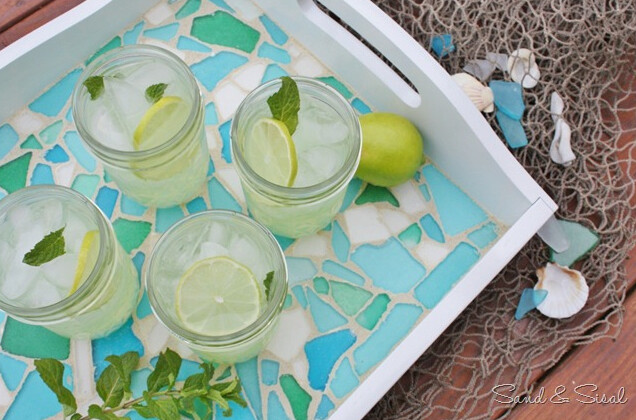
<box><xmin>72</xmin><ymin>45</ymin><xmax>208</xmax><ymax>207</ymax></box>
<box><xmin>231</xmin><ymin>77</ymin><xmax>362</xmax><ymax>238</ymax></box>
<box><xmin>0</xmin><ymin>186</ymin><xmax>139</xmax><ymax>339</ymax></box>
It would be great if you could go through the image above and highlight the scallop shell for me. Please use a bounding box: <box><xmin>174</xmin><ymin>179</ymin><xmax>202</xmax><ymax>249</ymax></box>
<box><xmin>451</xmin><ymin>73</ymin><xmax>495</xmax><ymax>112</ymax></box>
<box><xmin>534</xmin><ymin>263</ymin><xmax>588</xmax><ymax>319</ymax></box>
<box><xmin>507</xmin><ymin>48</ymin><xmax>540</xmax><ymax>88</ymax></box>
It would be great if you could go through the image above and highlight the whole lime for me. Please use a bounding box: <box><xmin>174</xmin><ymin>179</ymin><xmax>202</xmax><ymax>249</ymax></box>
<box><xmin>356</xmin><ymin>112</ymin><xmax>424</xmax><ymax>187</ymax></box>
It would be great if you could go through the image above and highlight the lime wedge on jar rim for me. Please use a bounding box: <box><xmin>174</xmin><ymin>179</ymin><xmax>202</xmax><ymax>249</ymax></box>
<box><xmin>68</xmin><ymin>230</ymin><xmax>99</xmax><ymax>295</ymax></box>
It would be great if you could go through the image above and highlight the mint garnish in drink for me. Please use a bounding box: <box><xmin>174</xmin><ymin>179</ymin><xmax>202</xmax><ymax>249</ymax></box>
<box><xmin>145</xmin><ymin>83</ymin><xmax>168</xmax><ymax>104</ymax></box>
<box><xmin>267</xmin><ymin>76</ymin><xmax>300</xmax><ymax>135</ymax></box>
<box><xmin>22</xmin><ymin>227</ymin><xmax>66</xmax><ymax>267</ymax></box>
<box><xmin>83</xmin><ymin>76</ymin><xmax>105</xmax><ymax>100</ymax></box>
<box><xmin>263</xmin><ymin>271</ymin><xmax>274</xmax><ymax>301</ymax></box>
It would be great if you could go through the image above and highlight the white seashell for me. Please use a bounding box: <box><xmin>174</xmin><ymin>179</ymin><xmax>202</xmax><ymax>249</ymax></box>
<box><xmin>507</xmin><ymin>48</ymin><xmax>541</xmax><ymax>88</ymax></box>
<box><xmin>486</xmin><ymin>52</ymin><xmax>509</xmax><ymax>72</ymax></box>
<box><xmin>534</xmin><ymin>263</ymin><xmax>588</xmax><ymax>319</ymax></box>
<box><xmin>550</xmin><ymin>91</ymin><xmax>564</xmax><ymax>123</ymax></box>
<box><xmin>451</xmin><ymin>73</ymin><xmax>495</xmax><ymax>112</ymax></box>
<box><xmin>550</xmin><ymin>119</ymin><xmax>576</xmax><ymax>166</ymax></box>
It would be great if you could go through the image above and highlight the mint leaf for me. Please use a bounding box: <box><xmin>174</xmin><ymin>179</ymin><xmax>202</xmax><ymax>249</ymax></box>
<box><xmin>145</xmin><ymin>83</ymin><xmax>168</xmax><ymax>104</ymax></box>
<box><xmin>23</xmin><ymin>227</ymin><xmax>66</xmax><ymax>266</ymax></box>
<box><xmin>131</xmin><ymin>403</ymin><xmax>154</xmax><ymax>418</ymax></box>
<box><xmin>105</xmin><ymin>351</ymin><xmax>140</xmax><ymax>395</ymax></box>
<box><xmin>96</xmin><ymin>365</ymin><xmax>126</xmax><ymax>408</ymax></box>
<box><xmin>145</xmin><ymin>397</ymin><xmax>180</xmax><ymax>420</ymax></box>
<box><xmin>88</xmin><ymin>404</ymin><xmax>129</xmax><ymax>419</ymax></box>
<box><xmin>267</xmin><ymin>76</ymin><xmax>300</xmax><ymax>135</ymax></box>
<box><xmin>34</xmin><ymin>359</ymin><xmax>77</xmax><ymax>417</ymax></box>
<box><xmin>263</xmin><ymin>271</ymin><xmax>274</xmax><ymax>301</ymax></box>
<box><xmin>147</xmin><ymin>348</ymin><xmax>182</xmax><ymax>393</ymax></box>
<box><xmin>84</xmin><ymin>76</ymin><xmax>105</xmax><ymax>100</ymax></box>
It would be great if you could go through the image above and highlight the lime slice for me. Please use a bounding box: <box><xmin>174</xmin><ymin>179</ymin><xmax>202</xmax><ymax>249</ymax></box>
<box><xmin>175</xmin><ymin>256</ymin><xmax>262</xmax><ymax>336</ymax></box>
<box><xmin>133</xmin><ymin>96</ymin><xmax>189</xmax><ymax>151</ymax></box>
<box><xmin>69</xmin><ymin>230</ymin><xmax>99</xmax><ymax>295</ymax></box>
<box><xmin>244</xmin><ymin>117</ymin><xmax>298</xmax><ymax>187</ymax></box>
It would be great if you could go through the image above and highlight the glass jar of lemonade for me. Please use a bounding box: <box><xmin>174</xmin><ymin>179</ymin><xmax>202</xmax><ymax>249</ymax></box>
<box><xmin>72</xmin><ymin>45</ymin><xmax>208</xmax><ymax>207</ymax></box>
<box><xmin>0</xmin><ymin>186</ymin><xmax>139</xmax><ymax>339</ymax></box>
<box><xmin>231</xmin><ymin>77</ymin><xmax>362</xmax><ymax>238</ymax></box>
<box><xmin>145</xmin><ymin>210</ymin><xmax>288</xmax><ymax>364</ymax></box>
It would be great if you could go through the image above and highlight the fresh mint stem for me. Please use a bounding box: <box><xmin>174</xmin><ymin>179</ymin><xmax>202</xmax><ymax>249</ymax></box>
<box><xmin>267</xmin><ymin>76</ymin><xmax>300</xmax><ymax>135</ymax></box>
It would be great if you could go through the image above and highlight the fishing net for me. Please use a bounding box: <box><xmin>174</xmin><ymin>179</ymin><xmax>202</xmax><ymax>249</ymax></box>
<box><xmin>361</xmin><ymin>0</ymin><xmax>636</xmax><ymax>418</ymax></box>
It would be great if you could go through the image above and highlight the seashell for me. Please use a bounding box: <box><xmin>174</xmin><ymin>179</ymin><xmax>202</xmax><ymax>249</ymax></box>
<box><xmin>534</xmin><ymin>262</ymin><xmax>588</xmax><ymax>319</ymax></box>
<box><xmin>550</xmin><ymin>91</ymin><xmax>564</xmax><ymax>123</ymax></box>
<box><xmin>550</xmin><ymin>118</ymin><xmax>575</xmax><ymax>166</ymax></box>
<box><xmin>451</xmin><ymin>73</ymin><xmax>495</xmax><ymax>112</ymax></box>
<box><xmin>507</xmin><ymin>48</ymin><xmax>541</xmax><ymax>88</ymax></box>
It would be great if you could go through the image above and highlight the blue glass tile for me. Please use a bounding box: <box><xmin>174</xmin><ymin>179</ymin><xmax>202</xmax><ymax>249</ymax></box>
<box><xmin>267</xmin><ymin>391</ymin><xmax>291</xmax><ymax>420</ymax></box>
<box><xmin>0</xmin><ymin>123</ymin><xmax>18</xmax><ymax>160</ymax></box>
<box><xmin>261</xmin><ymin>359</ymin><xmax>279</xmax><ymax>386</ymax></box>
<box><xmin>236</xmin><ymin>358</ymin><xmax>262</xmax><ymax>419</ymax></box>
<box><xmin>64</xmin><ymin>131</ymin><xmax>96</xmax><ymax>171</ymax></box>
<box><xmin>218</xmin><ymin>120</ymin><xmax>232</xmax><ymax>162</ymax></box>
<box><xmin>40</xmin><ymin>120</ymin><xmax>63</xmax><ymax>144</ymax></box>
<box><xmin>259</xmin><ymin>15</ymin><xmax>288</xmax><ymax>45</ymax></box>
<box><xmin>95</xmin><ymin>186</ymin><xmax>119</xmax><ymax>219</ymax></box>
<box><xmin>315</xmin><ymin>395</ymin><xmax>335</xmax><ymax>420</ymax></box>
<box><xmin>217</xmin><ymin>366</ymin><xmax>232</xmax><ymax>380</ymax></box>
<box><xmin>317</xmin><ymin>77</ymin><xmax>352</xmax><ymax>99</ymax></box>
<box><xmin>0</xmin><ymin>353</ymin><xmax>28</xmax><ymax>391</ymax></box>
<box><xmin>420</xmin><ymin>214</ymin><xmax>445</xmax><ymax>243</ymax></box>
<box><xmin>339</xmin><ymin>178</ymin><xmax>363</xmax><ymax>211</ymax></box>
<box><xmin>274</xmin><ymin>234</ymin><xmax>294</xmax><ymax>251</ymax></box>
<box><xmin>490</xmin><ymin>80</ymin><xmax>525</xmax><ymax>120</ymax></box>
<box><xmin>468</xmin><ymin>222</ymin><xmax>498</xmax><ymax>248</ymax></box>
<box><xmin>261</xmin><ymin>64</ymin><xmax>288</xmax><ymax>83</ymax></box>
<box><xmin>103</xmin><ymin>170</ymin><xmax>112</xmax><ymax>183</ymax></box>
<box><xmin>132</xmin><ymin>251</ymin><xmax>145</xmax><ymax>287</ymax></box>
<box><xmin>304</xmin><ymin>329</ymin><xmax>356</xmax><ymax>391</ymax></box>
<box><xmin>330</xmin><ymin>357</ymin><xmax>359</xmax><ymax>398</ymax></box>
<box><xmin>155</xmin><ymin>205</ymin><xmax>185</xmax><ymax>233</ymax></box>
<box><xmin>515</xmin><ymin>288</ymin><xmax>548</xmax><ymax>320</ymax></box>
<box><xmin>414</xmin><ymin>171</ymin><xmax>421</xmax><ymax>182</ymax></box>
<box><xmin>419</xmin><ymin>183</ymin><xmax>431</xmax><ymax>201</ymax></box>
<box><xmin>205</xmin><ymin>102</ymin><xmax>219</xmax><ymax>125</ymax></box>
<box><xmin>143</xmin><ymin>23</ymin><xmax>179</xmax><ymax>41</ymax></box>
<box><xmin>0</xmin><ymin>310</ymin><xmax>5</xmax><ymax>323</ymax></box>
<box><xmin>208</xmin><ymin>177</ymin><xmax>242</xmax><ymax>212</ymax></box>
<box><xmin>430</xmin><ymin>34</ymin><xmax>455</xmax><ymax>58</ymax></box>
<box><xmin>178</xmin><ymin>35</ymin><xmax>212</xmax><ymax>52</ymax></box>
<box><xmin>176</xmin><ymin>0</ymin><xmax>201</xmax><ymax>19</ymax></box>
<box><xmin>353</xmin><ymin>303</ymin><xmax>422</xmax><ymax>375</ymax></box>
<box><xmin>92</xmin><ymin>318</ymin><xmax>144</xmax><ymax>379</ymax></box>
<box><xmin>322</xmin><ymin>260</ymin><xmax>365</xmax><ymax>286</ymax></box>
<box><xmin>286</xmin><ymin>257</ymin><xmax>317</xmax><ymax>285</ymax></box>
<box><xmin>421</xmin><ymin>165</ymin><xmax>487</xmax><ymax>236</ymax></box>
<box><xmin>44</xmin><ymin>144</ymin><xmax>69</xmax><ymax>163</ymax></box>
<box><xmin>210</xmin><ymin>0</ymin><xmax>235</xmax><ymax>12</ymax></box>
<box><xmin>191</xmin><ymin>52</ymin><xmax>249</xmax><ymax>91</ymax></box>
<box><xmin>186</xmin><ymin>197</ymin><xmax>207</xmax><ymax>214</ymax></box>
<box><xmin>86</xmin><ymin>36</ymin><xmax>121</xmax><ymax>65</ymax></box>
<box><xmin>130</xmin><ymin>368</ymin><xmax>151</xmax><ymax>398</ymax></box>
<box><xmin>123</xmin><ymin>21</ymin><xmax>144</xmax><ymax>45</ymax></box>
<box><xmin>351</xmin><ymin>98</ymin><xmax>371</xmax><ymax>115</ymax></box>
<box><xmin>121</xmin><ymin>194</ymin><xmax>147</xmax><ymax>216</ymax></box>
<box><xmin>495</xmin><ymin>111</ymin><xmax>528</xmax><ymax>149</ymax></box>
<box><xmin>29</xmin><ymin>68</ymin><xmax>82</xmax><ymax>117</ymax></box>
<box><xmin>175</xmin><ymin>359</ymin><xmax>201</xmax><ymax>382</ymax></box>
<box><xmin>207</xmin><ymin>158</ymin><xmax>215</xmax><ymax>176</ymax></box>
<box><xmin>414</xmin><ymin>242</ymin><xmax>480</xmax><ymax>309</ymax></box>
<box><xmin>258</xmin><ymin>42</ymin><xmax>291</xmax><ymax>64</ymax></box>
<box><xmin>4</xmin><ymin>368</ymin><xmax>71</xmax><ymax>419</ymax></box>
<box><xmin>136</xmin><ymin>291</ymin><xmax>152</xmax><ymax>319</ymax></box>
<box><xmin>292</xmin><ymin>285</ymin><xmax>308</xmax><ymax>309</ymax></box>
<box><xmin>306</xmin><ymin>289</ymin><xmax>347</xmax><ymax>333</ymax></box>
<box><xmin>30</xmin><ymin>163</ymin><xmax>54</xmax><ymax>185</ymax></box>
<box><xmin>215</xmin><ymin>397</ymin><xmax>255</xmax><ymax>420</ymax></box>
<box><xmin>331</xmin><ymin>221</ymin><xmax>350</xmax><ymax>263</ymax></box>
<box><xmin>352</xmin><ymin>238</ymin><xmax>426</xmax><ymax>293</ymax></box>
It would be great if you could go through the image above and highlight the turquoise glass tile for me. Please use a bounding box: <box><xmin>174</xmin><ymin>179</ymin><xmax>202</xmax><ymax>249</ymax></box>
<box><xmin>306</xmin><ymin>289</ymin><xmax>347</xmax><ymax>333</ymax></box>
<box><xmin>177</xmin><ymin>35</ymin><xmax>212</xmax><ymax>52</ymax></box>
<box><xmin>64</xmin><ymin>131</ymin><xmax>96</xmax><ymax>172</ymax></box>
<box><xmin>103</xmin><ymin>170</ymin><xmax>112</xmax><ymax>183</ymax></box>
<box><xmin>468</xmin><ymin>222</ymin><xmax>498</xmax><ymax>248</ymax></box>
<box><xmin>65</xmin><ymin>107</ymin><xmax>73</xmax><ymax>122</ymax></box>
<box><xmin>44</xmin><ymin>145</ymin><xmax>69</xmax><ymax>163</ymax></box>
<box><xmin>207</xmin><ymin>158</ymin><xmax>215</xmax><ymax>177</ymax></box>
<box><xmin>398</xmin><ymin>223</ymin><xmax>422</xmax><ymax>248</ymax></box>
<box><xmin>292</xmin><ymin>285</ymin><xmax>308</xmax><ymax>309</ymax></box>
<box><xmin>421</xmin><ymin>165</ymin><xmax>487</xmax><ymax>235</ymax></box>
<box><xmin>317</xmin><ymin>76</ymin><xmax>352</xmax><ymax>99</ymax></box>
<box><xmin>259</xmin><ymin>15</ymin><xmax>288</xmax><ymax>45</ymax></box>
<box><xmin>191</xmin><ymin>52</ymin><xmax>249</xmax><ymax>90</ymax></box>
<box><xmin>322</xmin><ymin>260</ymin><xmax>365</xmax><ymax>286</ymax></box>
<box><xmin>191</xmin><ymin>11</ymin><xmax>260</xmax><ymax>53</ymax></box>
<box><xmin>236</xmin><ymin>357</ymin><xmax>262</xmax><ymax>420</ymax></box>
<box><xmin>143</xmin><ymin>23</ymin><xmax>180</xmax><ymax>41</ymax></box>
<box><xmin>274</xmin><ymin>234</ymin><xmax>294</xmax><ymax>251</ymax></box>
<box><xmin>419</xmin><ymin>183</ymin><xmax>431</xmax><ymax>201</ymax></box>
<box><xmin>351</xmin><ymin>98</ymin><xmax>371</xmax><ymax>115</ymax></box>
<box><xmin>208</xmin><ymin>177</ymin><xmax>242</xmax><ymax>211</ymax></box>
<box><xmin>267</xmin><ymin>391</ymin><xmax>291</xmax><ymax>420</ymax></box>
<box><xmin>414</xmin><ymin>242</ymin><xmax>480</xmax><ymax>309</ymax></box>
<box><xmin>490</xmin><ymin>80</ymin><xmax>525</xmax><ymax>120</ymax></box>
<box><xmin>550</xmin><ymin>219</ymin><xmax>600</xmax><ymax>266</ymax></box>
<box><xmin>330</xmin><ymin>358</ymin><xmax>359</xmax><ymax>398</ymax></box>
<box><xmin>330</xmin><ymin>281</ymin><xmax>372</xmax><ymax>316</ymax></box>
<box><xmin>0</xmin><ymin>310</ymin><xmax>5</xmax><ymax>323</ymax></box>
<box><xmin>214</xmin><ymin>397</ymin><xmax>255</xmax><ymax>420</ymax></box>
<box><xmin>95</xmin><ymin>186</ymin><xmax>119</xmax><ymax>218</ymax></box>
<box><xmin>92</xmin><ymin>318</ymin><xmax>144</xmax><ymax>378</ymax></box>
<box><xmin>304</xmin><ymin>329</ymin><xmax>356</xmax><ymax>391</ymax></box>
<box><xmin>420</xmin><ymin>214</ymin><xmax>445</xmax><ymax>243</ymax></box>
<box><xmin>30</xmin><ymin>163</ymin><xmax>54</xmax><ymax>185</ymax></box>
<box><xmin>85</xmin><ymin>36</ymin><xmax>121</xmax><ymax>65</ymax></box>
<box><xmin>217</xmin><ymin>366</ymin><xmax>232</xmax><ymax>380</ymax></box>
<box><xmin>283</xmin><ymin>293</ymin><xmax>292</xmax><ymax>309</ymax></box>
<box><xmin>20</xmin><ymin>134</ymin><xmax>41</xmax><ymax>150</ymax></box>
<box><xmin>210</xmin><ymin>0</ymin><xmax>234</xmax><ymax>12</ymax></box>
<box><xmin>339</xmin><ymin>178</ymin><xmax>363</xmax><ymax>211</ymax></box>
<box><xmin>176</xmin><ymin>359</ymin><xmax>200</xmax><ymax>381</ymax></box>
<box><xmin>176</xmin><ymin>0</ymin><xmax>201</xmax><ymax>19</ymax></box>
<box><xmin>261</xmin><ymin>64</ymin><xmax>288</xmax><ymax>83</ymax></box>
<box><xmin>186</xmin><ymin>196</ymin><xmax>207</xmax><ymax>213</ymax></box>
<box><xmin>136</xmin><ymin>291</ymin><xmax>152</xmax><ymax>319</ymax></box>
<box><xmin>0</xmin><ymin>353</ymin><xmax>28</xmax><ymax>391</ymax></box>
<box><xmin>351</xmin><ymin>238</ymin><xmax>426</xmax><ymax>293</ymax></box>
<box><xmin>0</xmin><ymin>190</ymin><xmax>4</xmax><ymax>199</ymax></box>
<box><xmin>29</xmin><ymin>68</ymin><xmax>82</xmax><ymax>117</ymax></box>
<box><xmin>0</xmin><ymin>123</ymin><xmax>18</xmax><ymax>160</ymax></box>
<box><xmin>495</xmin><ymin>111</ymin><xmax>528</xmax><ymax>149</ymax></box>
<box><xmin>4</xmin><ymin>368</ymin><xmax>71</xmax><ymax>420</ymax></box>
<box><xmin>313</xmin><ymin>276</ymin><xmax>329</xmax><ymax>294</ymax></box>
<box><xmin>331</xmin><ymin>221</ymin><xmax>350</xmax><ymax>262</ymax></box>
<box><xmin>0</xmin><ymin>152</ymin><xmax>31</xmax><ymax>193</ymax></box>
<box><xmin>71</xmin><ymin>174</ymin><xmax>99</xmax><ymax>198</ymax></box>
<box><xmin>39</xmin><ymin>120</ymin><xmax>63</xmax><ymax>144</ymax></box>
<box><xmin>205</xmin><ymin>102</ymin><xmax>219</xmax><ymax>125</ymax></box>
<box><xmin>315</xmin><ymin>395</ymin><xmax>335</xmax><ymax>420</ymax></box>
<box><xmin>261</xmin><ymin>359</ymin><xmax>279</xmax><ymax>386</ymax></box>
<box><xmin>130</xmin><ymin>368</ymin><xmax>151</xmax><ymax>399</ymax></box>
<box><xmin>258</xmin><ymin>42</ymin><xmax>291</xmax><ymax>64</ymax></box>
<box><xmin>356</xmin><ymin>293</ymin><xmax>390</xmax><ymax>330</ymax></box>
<box><xmin>219</xmin><ymin>119</ymin><xmax>232</xmax><ymax>162</ymax></box>
<box><xmin>430</xmin><ymin>34</ymin><xmax>455</xmax><ymax>58</ymax></box>
<box><xmin>353</xmin><ymin>303</ymin><xmax>422</xmax><ymax>375</ymax></box>
<box><xmin>515</xmin><ymin>288</ymin><xmax>548</xmax><ymax>320</ymax></box>
<box><xmin>155</xmin><ymin>205</ymin><xmax>185</xmax><ymax>233</ymax></box>
<box><xmin>123</xmin><ymin>21</ymin><xmax>144</xmax><ymax>45</ymax></box>
<box><xmin>121</xmin><ymin>194</ymin><xmax>147</xmax><ymax>216</ymax></box>
<box><xmin>286</xmin><ymin>257</ymin><xmax>317</xmax><ymax>285</ymax></box>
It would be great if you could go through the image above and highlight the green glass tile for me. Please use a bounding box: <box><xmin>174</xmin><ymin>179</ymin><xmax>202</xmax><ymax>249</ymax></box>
<box><xmin>85</xmin><ymin>36</ymin><xmax>122</xmax><ymax>65</ymax></box>
<box><xmin>71</xmin><ymin>174</ymin><xmax>100</xmax><ymax>198</ymax></box>
<box><xmin>283</xmin><ymin>293</ymin><xmax>293</xmax><ymax>309</ymax></box>
<box><xmin>1</xmin><ymin>317</ymin><xmax>70</xmax><ymax>359</ymax></box>
<box><xmin>550</xmin><ymin>219</ymin><xmax>600</xmax><ymax>266</ymax></box>
<box><xmin>103</xmin><ymin>170</ymin><xmax>112</xmax><ymax>183</ymax></box>
<box><xmin>191</xmin><ymin>11</ymin><xmax>260</xmax><ymax>53</ymax></box>
<box><xmin>113</xmin><ymin>218</ymin><xmax>152</xmax><ymax>253</ymax></box>
<box><xmin>356</xmin><ymin>293</ymin><xmax>390</xmax><ymax>330</ymax></box>
<box><xmin>176</xmin><ymin>0</ymin><xmax>201</xmax><ymax>19</ymax></box>
<box><xmin>398</xmin><ymin>223</ymin><xmax>422</xmax><ymax>248</ymax></box>
<box><xmin>355</xmin><ymin>184</ymin><xmax>399</xmax><ymax>207</ymax></box>
<box><xmin>313</xmin><ymin>276</ymin><xmax>329</xmax><ymax>294</ymax></box>
<box><xmin>280</xmin><ymin>374</ymin><xmax>311</xmax><ymax>420</ymax></box>
<box><xmin>0</xmin><ymin>152</ymin><xmax>31</xmax><ymax>194</ymax></box>
<box><xmin>20</xmin><ymin>135</ymin><xmax>42</xmax><ymax>150</ymax></box>
<box><xmin>39</xmin><ymin>120</ymin><xmax>63</xmax><ymax>144</ymax></box>
<box><xmin>330</xmin><ymin>281</ymin><xmax>372</xmax><ymax>316</ymax></box>
<box><xmin>317</xmin><ymin>76</ymin><xmax>352</xmax><ymax>99</ymax></box>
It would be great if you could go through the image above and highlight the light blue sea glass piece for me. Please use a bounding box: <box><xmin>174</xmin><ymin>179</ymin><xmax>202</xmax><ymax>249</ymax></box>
<box><xmin>40</xmin><ymin>120</ymin><xmax>63</xmax><ymax>144</ymax></box>
<box><xmin>322</xmin><ymin>260</ymin><xmax>365</xmax><ymax>286</ymax></box>
<box><xmin>261</xmin><ymin>359</ymin><xmax>279</xmax><ymax>385</ymax></box>
<box><xmin>191</xmin><ymin>52</ymin><xmax>249</xmax><ymax>90</ymax></box>
<box><xmin>330</xmin><ymin>358</ymin><xmax>359</xmax><ymax>398</ymax></box>
<box><xmin>490</xmin><ymin>80</ymin><xmax>525</xmax><ymax>120</ymax></box>
<box><xmin>331</xmin><ymin>221</ymin><xmax>350</xmax><ymax>262</ymax></box>
<box><xmin>550</xmin><ymin>219</ymin><xmax>600</xmax><ymax>267</ymax></box>
<box><xmin>123</xmin><ymin>22</ymin><xmax>144</xmax><ymax>45</ymax></box>
<box><xmin>261</xmin><ymin>64</ymin><xmax>288</xmax><ymax>83</ymax></box>
<box><xmin>315</xmin><ymin>395</ymin><xmax>335</xmax><ymax>420</ymax></box>
<box><xmin>44</xmin><ymin>145</ymin><xmax>69</xmax><ymax>163</ymax></box>
<box><xmin>215</xmin><ymin>397</ymin><xmax>255</xmax><ymax>420</ymax></box>
<box><xmin>29</xmin><ymin>69</ymin><xmax>82</xmax><ymax>117</ymax></box>
<box><xmin>420</xmin><ymin>214</ymin><xmax>445</xmax><ymax>243</ymax></box>
<box><xmin>5</xmin><ymin>368</ymin><xmax>71</xmax><ymax>420</ymax></box>
<box><xmin>218</xmin><ymin>120</ymin><xmax>232</xmax><ymax>162</ymax></box>
<box><xmin>304</xmin><ymin>329</ymin><xmax>356</xmax><ymax>390</ymax></box>
<box><xmin>64</xmin><ymin>131</ymin><xmax>96</xmax><ymax>172</ymax></box>
<box><xmin>0</xmin><ymin>124</ymin><xmax>18</xmax><ymax>160</ymax></box>
<box><xmin>259</xmin><ymin>15</ymin><xmax>288</xmax><ymax>45</ymax></box>
<box><xmin>339</xmin><ymin>178</ymin><xmax>363</xmax><ymax>211</ymax></box>
<box><xmin>430</xmin><ymin>34</ymin><xmax>455</xmax><ymax>57</ymax></box>
<box><xmin>143</xmin><ymin>23</ymin><xmax>179</xmax><ymax>41</ymax></box>
<box><xmin>177</xmin><ymin>35</ymin><xmax>212</xmax><ymax>52</ymax></box>
<box><xmin>205</xmin><ymin>102</ymin><xmax>218</xmax><ymax>125</ymax></box>
<box><xmin>267</xmin><ymin>392</ymin><xmax>291</xmax><ymax>420</ymax></box>
<box><xmin>286</xmin><ymin>257</ymin><xmax>317</xmax><ymax>285</ymax></box>
<box><xmin>30</xmin><ymin>163</ymin><xmax>54</xmax><ymax>185</ymax></box>
<box><xmin>155</xmin><ymin>205</ymin><xmax>185</xmax><ymax>233</ymax></box>
<box><xmin>121</xmin><ymin>195</ymin><xmax>147</xmax><ymax>216</ymax></box>
<box><xmin>92</xmin><ymin>318</ymin><xmax>144</xmax><ymax>378</ymax></box>
<box><xmin>468</xmin><ymin>223</ymin><xmax>499</xmax><ymax>248</ymax></box>
<box><xmin>186</xmin><ymin>197</ymin><xmax>207</xmax><ymax>214</ymax></box>
<box><xmin>130</xmin><ymin>368</ymin><xmax>151</xmax><ymax>399</ymax></box>
<box><xmin>292</xmin><ymin>285</ymin><xmax>308</xmax><ymax>309</ymax></box>
<box><xmin>236</xmin><ymin>358</ymin><xmax>262</xmax><ymax>420</ymax></box>
<box><xmin>258</xmin><ymin>42</ymin><xmax>291</xmax><ymax>63</ymax></box>
<box><xmin>306</xmin><ymin>289</ymin><xmax>347</xmax><ymax>333</ymax></box>
<box><xmin>351</xmin><ymin>98</ymin><xmax>371</xmax><ymax>115</ymax></box>
<box><xmin>515</xmin><ymin>288</ymin><xmax>548</xmax><ymax>320</ymax></box>
<box><xmin>208</xmin><ymin>177</ymin><xmax>241</xmax><ymax>212</ymax></box>
<box><xmin>495</xmin><ymin>111</ymin><xmax>528</xmax><ymax>149</ymax></box>
<box><xmin>0</xmin><ymin>353</ymin><xmax>27</xmax><ymax>391</ymax></box>
<box><xmin>95</xmin><ymin>186</ymin><xmax>118</xmax><ymax>218</ymax></box>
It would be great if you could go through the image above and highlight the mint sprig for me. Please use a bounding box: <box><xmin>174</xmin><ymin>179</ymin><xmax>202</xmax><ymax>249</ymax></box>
<box><xmin>267</xmin><ymin>76</ymin><xmax>300</xmax><ymax>135</ymax></box>
<box><xmin>22</xmin><ymin>227</ymin><xmax>66</xmax><ymax>267</ymax></box>
<box><xmin>83</xmin><ymin>76</ymin><xmax>105</xmax><ymax>100</ymax></box>
<box><xmin>145</xmin><ymin>83</ymin><xmax>168</xmax><ymax>104</ymax></box>
<box><xmin>35</xmin><ymin>348</ymin><xmax>246</xmax><ymax>420</ymax></box>
<box><xmin>263</xmin><ymin>271</ymin><xmax>274</xmax><ymax>301</ymax></box>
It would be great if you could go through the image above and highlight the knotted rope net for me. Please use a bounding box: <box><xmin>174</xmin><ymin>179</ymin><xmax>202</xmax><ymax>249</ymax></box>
<box><xmin>360</xmin><ymin>0</ymin><xmax>636</xmax><ymax>418</ymax></box>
